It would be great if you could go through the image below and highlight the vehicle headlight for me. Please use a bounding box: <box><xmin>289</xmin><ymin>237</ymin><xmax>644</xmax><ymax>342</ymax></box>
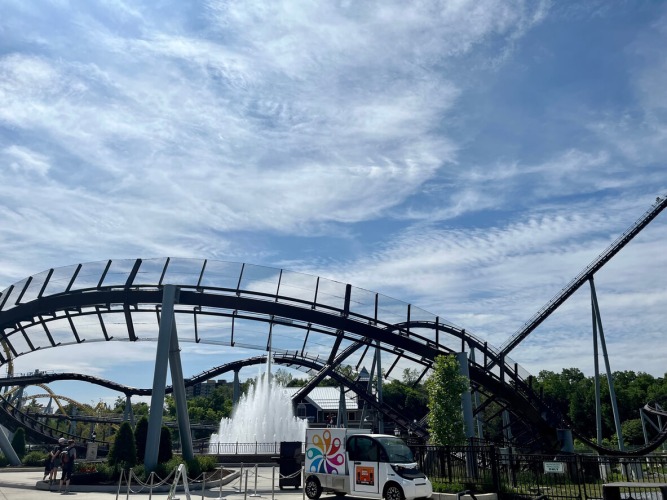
<box><xmin>390</xmin><ymin>464</ymin><xmax>426</xmax><ymax>480</ymax></box>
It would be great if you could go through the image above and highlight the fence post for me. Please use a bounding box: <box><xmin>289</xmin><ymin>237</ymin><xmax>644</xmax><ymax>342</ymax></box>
<box><xmin>575</xmin><ymin>454</ymin><xmax>584</xmax><ymax>500</ymax></box>
<box><xmin>490</xmin><ymin>445</ymin><xmax>500</xmax><ymax>493</ymax></box>
<box><xmin>446</xmin><ymin>445</ymin><xmax>452</xmax><ymax>481</ymax></box>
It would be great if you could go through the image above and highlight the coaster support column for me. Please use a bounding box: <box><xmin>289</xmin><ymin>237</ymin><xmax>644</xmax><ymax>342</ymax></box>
<box><xmin>145</xmin><ymin>285</ymin><xmax>178</xmax><ymax>471</ymax></box>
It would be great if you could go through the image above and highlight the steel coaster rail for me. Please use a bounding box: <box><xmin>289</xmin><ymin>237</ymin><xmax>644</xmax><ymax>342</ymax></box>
<box><xmin>497</xmin><ymin>196</ymin><xmax>667</xmax><ymax>360</ymax></box>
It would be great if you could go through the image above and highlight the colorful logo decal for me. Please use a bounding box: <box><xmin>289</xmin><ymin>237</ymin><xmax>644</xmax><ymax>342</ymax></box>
<box><xmin>306</xmin><ymin>430</ymin><xmax>345</xmax><ymax>474</ymax></box>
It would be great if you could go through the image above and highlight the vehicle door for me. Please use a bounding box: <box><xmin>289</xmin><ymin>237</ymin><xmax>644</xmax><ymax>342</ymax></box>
<box><xmin>348</xmin><ymin>436</ymin><xmax>380</xmax><ymax>495</ymax></box>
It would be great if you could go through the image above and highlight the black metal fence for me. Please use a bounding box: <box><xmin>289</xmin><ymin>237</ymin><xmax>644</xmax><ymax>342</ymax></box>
<box><xmin>411</xmin><ymin>445</ymin><xmax>667</xmax><ymax>500</ymax></box>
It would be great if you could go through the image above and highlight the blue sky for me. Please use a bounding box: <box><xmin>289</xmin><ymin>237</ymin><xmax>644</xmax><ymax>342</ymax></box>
<box><xmin>1</xmin><ymin>1</ymin><xmax>666</xmax><ymax>407</ymax></box>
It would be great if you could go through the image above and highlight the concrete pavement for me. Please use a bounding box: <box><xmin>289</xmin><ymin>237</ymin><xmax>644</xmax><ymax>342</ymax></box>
<box><xmin>0</xmin><ymin>465</ymin><xmax>308</xmax><ymax>500</ymax></box>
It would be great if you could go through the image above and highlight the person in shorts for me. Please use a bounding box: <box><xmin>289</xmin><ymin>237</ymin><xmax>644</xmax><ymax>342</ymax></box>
<box><xmin>48</xmin><ymin>438</ymin><xmax>66</xmax><ymax>485</ymax></box>
<box><xmin>59</xmin><ymin>439</ymin><xmax>76</xmax><ymax>493</ymax></box>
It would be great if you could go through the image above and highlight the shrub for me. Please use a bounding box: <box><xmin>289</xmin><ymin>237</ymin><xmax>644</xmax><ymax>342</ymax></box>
<box><xmin>186</xmin><ymin>458</ymin><xmax>202</xmax><ymax>478</ymax></box>
<box><xmin>22</xmin><ymin>450</ymin><xmax>48</xmax><ymax>466</ymax></box>
<box><xmin>10</xmin><ymin>428</ymin><xmax>26</xmax><ymax>459</ymax></box>
<box><xmin>108</xmin><ymin>422</ymin><xmax>137</xmax><ymax>470</ymax></box>
<box><xmin>157</xmin><ymin>426</ymin><xmax>172</xmax><ymax>463</ymax></box>
<box><xmin>195</xmin><ymin>454</ymin><xmax>217</xmax><ymax>472</ymax></box>
<box><xmin>0</xmin><ymin>453</ymin><xmax>9</xmax><ymax>467</ymax></box>
<box><xmin>134</xmin><ymin>417</ymin><xmax>148</xmax><ymax>464</ymax></box>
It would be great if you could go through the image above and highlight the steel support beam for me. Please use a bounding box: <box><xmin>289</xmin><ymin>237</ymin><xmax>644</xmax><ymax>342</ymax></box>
<box><xmin>590</xmin><ymin>277</ymin><xmax>625</xmax><ymax>451</ymax></box>
<box><xmin>457</xmin><ymin>352</ymin><xmax>475</xmax><ymax>439</ymax></box>
<box><xmin>0</xmin><ymin>425</ymin><xmax>20</xmax><ymax>465</ymax></box>
<box><xmin>168</xmin><ymin>310</ymin><xmax>194</xmax><ymax>462</ymax></box>
<box><xmin>145</xmin><ymin>285</ymin><xmax>177</xmax><ymax>472</ymax></box>
<box><xmin>123</xmin><ymin>395</ymin><xmax>135</xmax><ymax>426</ymax></box>
<box><xmin>375</xmin><ymin>339</ymin><xmax>383</xmax><ymax>433</ymax></box>
<box><xmin>233</xmin><ymin>369</ymin><xmax>240</xmax><ymax>406</ymax></box>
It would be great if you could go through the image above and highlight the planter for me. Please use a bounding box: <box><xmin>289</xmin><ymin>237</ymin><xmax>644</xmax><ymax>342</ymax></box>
<box><xmin>71</xmin><ymin>472</ymin><xmax>106</xmax><ymax>485</ymax></box>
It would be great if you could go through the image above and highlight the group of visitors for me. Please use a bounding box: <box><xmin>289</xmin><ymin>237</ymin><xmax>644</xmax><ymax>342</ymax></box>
<box><xmin>42</xmin><ymin>437</ymin><xmax>77</xmax><ymax>493</ymax></box>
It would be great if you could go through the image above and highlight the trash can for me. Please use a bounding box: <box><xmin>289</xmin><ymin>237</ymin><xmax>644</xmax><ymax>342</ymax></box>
<box><xmin>278</xmin><ymin>441</ymin><xmax>302</xmax><ymax>489</ymax></box>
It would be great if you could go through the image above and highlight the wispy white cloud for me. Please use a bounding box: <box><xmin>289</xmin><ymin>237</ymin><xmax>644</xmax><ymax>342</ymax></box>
<box><xmin>1</xmin><ymin>0</ymin><xmax>666</xmax><ymax>409</ymax></box>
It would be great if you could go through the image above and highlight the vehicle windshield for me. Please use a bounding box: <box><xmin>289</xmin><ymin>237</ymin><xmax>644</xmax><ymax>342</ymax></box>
<box><xmin>376</xmin><ymin>437</ymin><xmax>415</xmax><ymax>464</ymax></box>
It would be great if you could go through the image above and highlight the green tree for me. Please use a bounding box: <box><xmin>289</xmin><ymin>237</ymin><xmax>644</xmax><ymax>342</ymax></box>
<box><xmin>383</xmin><ymin>379</ymin><xmax>428</xmax><ymax>423</ymax></box>
<box><xmin>11</xmin><ymin>428</ymin><xmax>26</xmax><ymax>459</ymax></box>
<box><xmin>274</xmin><ymin>369</ymin><xmax>294</xmax><ymax>386</ymax></box>
<box><xmin>425</xmin><ymin>355</ymin><xmax>468</xmax><ymax>446</ymax></box>
<box><xmin>108</xmin><ymin>421</ymin><xmax>137</xmax><ymax>469</ymax></box>
<box><xmin>134</xmin><ymin>416</ymin><xmax>149</xmax><ymax>464</ymax></box>
<box><xmin>158</xmin><ymin>426</ymin><xmax>173</xmax><ymax>463</ymax></box>
<box><xmin>402</xmin><ymin>368</ymin><xmax>420</xmax><ymax>385</ymax></box>
<box><xmin>622</xmin><ymin>418</ymin><xmax>645</xmax><ymax>446</ymax></box>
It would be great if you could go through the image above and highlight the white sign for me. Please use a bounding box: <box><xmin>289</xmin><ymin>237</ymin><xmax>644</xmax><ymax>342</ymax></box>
<box><xmin>543</xmin><ymin>462</ymin><xmax>565</xmax><ymax>474</ymax></box>
<box><xmin>85</xmin><ymin>442</ymin><xmax>98</xmax><ymax>461</ymax></box>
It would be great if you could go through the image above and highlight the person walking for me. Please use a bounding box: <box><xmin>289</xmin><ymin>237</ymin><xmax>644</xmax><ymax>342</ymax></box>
<box><xmin>58</xmin><ymin>439</ymin><xmax>77</xmax><ymax>493</ymax></box>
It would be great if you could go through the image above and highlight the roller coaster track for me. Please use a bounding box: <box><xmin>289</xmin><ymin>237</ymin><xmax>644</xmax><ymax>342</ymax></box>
<box><xmin>3</xmin><ymin>347</ymin><xmax>666</xmax><ymax>455</ymax></box>
<box><xmin>498</xmin><ymin>196</ymin><xmax>667</xmax><ymax>358</ymax></box>
<box><xmin>0</xmin><ymin>199</ymin><xmax>664</xmax><ymax>455</ymax></box>
<box><xmin>0</xmin><ymin>353</ymin><xmax>432</xmax><ymax>443</ymax></box>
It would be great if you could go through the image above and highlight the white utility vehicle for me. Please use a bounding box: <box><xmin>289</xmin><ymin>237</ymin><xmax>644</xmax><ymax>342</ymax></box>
<box><xmin>304</xmin><ymin>428</ymin><xmax>432</xmax><ymax>500</ymax></box>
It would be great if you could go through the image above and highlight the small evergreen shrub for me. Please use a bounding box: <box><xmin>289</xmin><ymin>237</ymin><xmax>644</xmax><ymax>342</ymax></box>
<box><xmin>10</xmin><ymin>428</ymin><xmax>26</xmax><ymax>459</ymax></box>
<box><xmin>157</xmin><ymin>426</ymin><xmax>172</xmax><ymax>463</ymax></box>
<box><xmin>134</xmin><ymin>417</ymin><xmax>148</xmax><ymax>464</ymax></box>
<box><xmin>108</xmin><ymin>421</ymin><xmax>137</xmax><ymax>470</ymax></box>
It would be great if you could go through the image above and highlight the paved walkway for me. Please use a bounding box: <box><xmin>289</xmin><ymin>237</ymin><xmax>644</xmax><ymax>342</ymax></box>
<box><xmin>0</xmin><ymin>466</ymin><xmax>308</xmax><ymax>500</ymax></box>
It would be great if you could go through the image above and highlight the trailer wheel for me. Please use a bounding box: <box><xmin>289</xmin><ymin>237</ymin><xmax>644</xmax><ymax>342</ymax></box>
<box><xmin>384</xmin><ymin>484</ymin><xmax>405</xmax><ymax>500</ymax></box>
<box><xmin>305</xmin><ymin>476</ymin><xmax>322</xmax><ymax>500</ymax></box>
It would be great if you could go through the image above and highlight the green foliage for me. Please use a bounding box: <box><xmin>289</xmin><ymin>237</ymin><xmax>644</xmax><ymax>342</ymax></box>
<box><xmin>0</xmin><ymin>454</ymin><xmax>9</xmax><ymax>467</ymax></box>
<box><xmin>622</xmin><ymin>418</ymin><xmax>645</xmax><ymax>446</ymax></box>
<box><xmin>383</xmin><ymin>379</ymin><xmax>428</xmax><ymax>423</ymax></box>
<box><xmin>108</xmin><ymin>421</ymin><xmax>137</xmax><ymax>470</ymax></box>
<box><xmin>134</xmin><ymin>416</ymin><xmax>148</xmax><ymax>464</ymax></box>
<box><xmin>402</xmin><ymin>368</ymin><xmax>420</xmax><ymax>385</ymax></box>
<box><xmin>22</xmin><ymin>450</ymin><xmax>48</xmax><ymax>466</ymax></box>
<box><xmin>534</xmin><ymin>369</ymin><xmax>667</xmax><ymax>444</ymax></box>
<box><xmin>158</xmin><ymin>426</ymin><xmax>173</xmax><ymax>463</ymax></box>
<box><xmin>320</xmin><ymin>365</ymin><xmax>357</xmax><ymax>386</ymax></box>
<box><xmin>274</xmin><ymin>369</ymin><xmax>294</xmax><ymax>386</ymax></box>
<box><xmin>425</xmin><ymin>355</ymin><xmax>468</xmax><ymax>446</ymax></box>
<box><xmin>195</xmin><ymin>454</ymin><xmax>218</xmax><ymax>472</ymax></box>
<box><xmin>186</xmin><ymin>457</ymin><xmax>202</xmax><ymax>478</ymax></box>
<box><xmin>11</xmin><ymin>428</ymin><xmax>26</xmax><ymax>459</ymax></box>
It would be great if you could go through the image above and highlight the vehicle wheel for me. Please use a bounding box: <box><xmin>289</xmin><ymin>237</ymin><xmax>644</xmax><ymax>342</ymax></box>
<box><xmin>305</xmin><ymin>476</ymin><xmax>322</xmax><ymax>500</ymax></box>
<box><xmin>335</xmin><ymin>492</ymin><xmax>347</xmax><ymax>497</ymax></box>
<box><xmin>385</xmin><ymin>484</ymin><xmax>405</xmax><ymax>500</ymax></box>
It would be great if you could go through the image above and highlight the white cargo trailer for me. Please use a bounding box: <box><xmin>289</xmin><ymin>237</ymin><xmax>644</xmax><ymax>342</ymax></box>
<box><xmin>304</xmin><ymin>428</ymin><xmax>432</xmax><ymax>500</ymax></box>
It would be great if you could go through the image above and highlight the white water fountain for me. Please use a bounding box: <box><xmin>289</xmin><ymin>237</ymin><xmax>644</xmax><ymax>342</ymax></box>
<box><xmin>208</xmin><ymin>363</ymin><xmax>308</xmax><ymax>453</ymax></box>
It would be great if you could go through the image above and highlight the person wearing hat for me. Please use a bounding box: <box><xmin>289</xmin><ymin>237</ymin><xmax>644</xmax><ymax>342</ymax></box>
<box><xmin>48</xmin><ymin>438</ymin><xmax>66</xmax><ymax>486</ymax></box>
